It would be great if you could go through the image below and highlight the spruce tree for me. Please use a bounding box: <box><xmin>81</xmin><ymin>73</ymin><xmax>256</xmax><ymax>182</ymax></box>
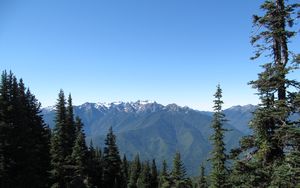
<box><xmin>231</xmin><ymin>1</ymin><xmax>300</xmax><ymax>187</ymax></box>
<box><xmin>121</xmin><ymin>154</ymin><xmax>129</xmax><ymax>188</ymax></box>
<box><xmin>150</xmin><ymin>159</ymin><xmax>159</xmax><ymax>188</ymax></box>
<box><xmin>170</xmin><ymin>152</ymin><xmax>190</xmax><ymax>188</ymax></box>
<box><xmin>0</xmin><ymin>71</ymin><xmax>50</xmax><ymax>187</ymax></box>
<box><xmin>158</xmin><ymin>160</ymin><xmax>170</xmax><ymax>188</ymax></box>
<box><xmin>137</xmin><ymin>161</ymin><xmax>152</xmax><ymax>188</ymax></box>
<box><xmin>87</xmin><ymin>141</ymin><xmax>103</xmax><ymax>187</ymax></box>
<box><xmin>70</xmin><ymin>116</ymin><xmax>88</xmax><ymax>187</ymax></box>
<box><xmin>102</xmin><ymin>127</ymin><xmax>122</xmax><ymax>188</ymax></box>
<box><xmin>209</xmin><ymin>85</ymin><xmax>228</xmax><ymax>188</ymax></box>
<box><xmin>128</xmin><ymin>154</ymin><xmax>142</xmax><ymax>188</ymax></box>
<box><xmin>197</xmin><ymin>163</ymin><xmax>207</xmax><ymax>188</ymax></box>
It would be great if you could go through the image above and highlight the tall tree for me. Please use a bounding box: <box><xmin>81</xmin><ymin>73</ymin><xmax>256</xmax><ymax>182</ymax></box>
<box><xmin>87</xmin><ymin>141</ymin><xmax>103</xmax><ymax>188</ymax></box>
<box><xmin>137</xmin><ymin>161</ymin><xmax>152</xmax><ymax>188</ymax></box>
<box><xmin>150</xmin><ymin>159</ymin><xmax>159</xmax><ymax>188</ymax></box>
<box><xmin>197</xmin><ymin>163</ymin><xmax>208</xmax><ymax>188</ymax></box>
<box><xmin>0</xmin><ymin>71</ymin><xmax>50</xmax><ymax>187</ymax></box>
<box><xmin>66</xmin><ymin>94</ymin><xmax>76</xmax><ymax>156</ymax></box>
<box><xmin>231</xmin><ymin>0</ymin><xmax>300</xmax><ymax>187</ymax></box>
<box><xmin>128</xmin><ymin>154</ymin><xmax>142</xmax><ymax>188</ymax></box>
<box><xmin>158</xmin><ymin>160</ymin><xmax>170</xmax><ymax>188</ymax></box>
<box><xmin>102</xmin><ymin>127</ymin><xmax>122</xmax><ymax>188</ymax></box>
<box><xmin>209</xmin><ymin>85</ymin><xmax>228</xmax><ymax>188</ymax></box>
<box><xmin>70</xmin><ymin>116</ymin><xmax>88</xmax><ymax>187</ymax></box>
<box><xmin>170</xmin><ymin>152</ymin><xmax>191</xmax><ymax>188</ymax></box>
<box><xmin>121</xmin><ymin>155</ymin><xmax>129</xmax><ymax>188</ymax></box>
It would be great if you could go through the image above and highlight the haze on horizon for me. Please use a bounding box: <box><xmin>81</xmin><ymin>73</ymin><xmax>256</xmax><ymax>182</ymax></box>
<box><xmin>1</xmin><ymin>0</ymin><xmax>299</xmax><ymax>110</ymax></box>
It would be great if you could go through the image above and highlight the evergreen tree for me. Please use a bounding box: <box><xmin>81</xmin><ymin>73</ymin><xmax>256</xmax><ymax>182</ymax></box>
<box><xmin>170</xmin><ymin>152</ymin><xmax>191</xmax><ymax>188</ymax></box>
<box><xmin>102</xmin><ymin>127</ymin><xmax>122</xmax><ymax>188</ymax></box>
<box><xmin>128</xmin><ymin>154</ymin><xmax>141</xmax><ymax>188</ymax></box>
<box><xmin>70</xmin><ymin>116</ymin><xmax>88</xmax><ymax>187</ymax></box>
<box><xmin>231</xmin><ymin>1</ymin><xmax>300</xmax><ymax>187</ymax></box>
<box><xmin>158</xmin><ymin>160</ymin><xmax>170</xmax><ymax>188</ymax></box>
<box><xmin>66</xmin><ymin>94</ymin><xmax>76</xmax><ymax>156</ymax></box>
<box><xmin>137</xmin><ymin>161</ymin><xmax>152</xmax><ymax>188</ymax></box>
<box><xmin>197</xmin><ymin>163</ymin><xmax>207</xmax><ymax>188</ymax></box>
<box><xmin>121</xmin><ymin>154</ymin><xmax>129</xmax><ymax>188</ymax></box>
<box><xmin>0</xmin><ymin>71</ymin><xmax>50</xmax><ymax>187</ymax></box>
<box><xmin>150</xmin><ymin>159</ymin><xmax>159</xmax><ymax>188</ymax></box>
<box><xmin>87</xmin><ymin>141</ymin><xmax>103</xmax><ymax>188</ymax></box>
<box><xmin>209</xmin><ymin>85</ymin><xmax>228</xmax><ymax>188</ymax></box>
<box><xmin>50</xmin><ymin>90</ymin><xmax>78</xmax><ymax>187</ymax></box>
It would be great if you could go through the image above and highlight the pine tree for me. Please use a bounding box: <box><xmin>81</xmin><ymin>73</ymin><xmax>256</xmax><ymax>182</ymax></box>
<box><xmin>87</xmin><ymin>141</ymin><xmax>103</xmax><ymax>188</ymax></box>
<box><xmin>102</xmin><ymin>127</ymin><xmax>122</xmax><ymax>188</ymax></box>
<box><xmin>137</xmin><ymin>161</ymin><xmax>152</xmax><ymax>188</ymax></box>
<box><xmin>231</xmin><ymin>1</ymin><xmax>300</xmax><ymax>187</ymax></box>
<box><xmin>128</xmin><ymin>154</ymin><xmax>142</xmax><ymax>188</ymax></box>
<box><xmin>150</xmin><ymin>159</ymin><xmax>159</xmax><ymax>188</ymax></box>
<box><xmin>66</xmin><ymin>94</ymin><xmax>76</xmax><ymax>156</ymax></box>
<box><xmin>209</xmin><ymin>85</ymin><xmax>228</xmax><ymax>188</ymax></box>
<box><xmin>121</xmin><ymin>155</ymin><xmax>129</xmax><ymax>188</ymax></box>
<box><xmin>197</xmin><ymin>163</ymin><xmax>207</xmax><ymax>188</ymax></box>
<box><xmin>0</xmin><ymin>71</ymin><xmax>50</xmax><ymax>187</ymax></box>
<box><xmin>170</xmin><ymin>152</ymin><xmax>191</xmax><ymax>188</ymax></box>
<box><xmin>158</xmin><ymin>160</ymin><xmax>170</xmax><ymax>188</ymax></box>
<box><xmin>70</xmin><ymin>116</ymin><xmax>88</xmax><ymax>187</ymax></box>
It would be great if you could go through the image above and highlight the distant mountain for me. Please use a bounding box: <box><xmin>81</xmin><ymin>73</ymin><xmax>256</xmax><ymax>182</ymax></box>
<box><xmin>42</xmin><ymin>101</ymin><xmax>254</xmax><ymax>175</ymax></box>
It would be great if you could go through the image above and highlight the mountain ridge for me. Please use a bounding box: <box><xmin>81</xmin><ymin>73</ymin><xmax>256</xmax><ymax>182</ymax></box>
<box><xmin>42</xmin><ymin>101</ymin><xmax>255</xmax><ymax>175</ymax></box>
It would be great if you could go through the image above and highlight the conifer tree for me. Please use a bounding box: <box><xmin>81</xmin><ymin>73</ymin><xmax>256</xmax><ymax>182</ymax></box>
<box><xmin>128</xmin><ymin>154</ymin><xmax>142</xmax><ymax>188</ymax></box>
<box><xmin>121</xmin><ymin>154</ymin><xmax>129</xmax><ymax>188</ymax></box>
<box><xmin>102</xmin><ymin>127</ymin><xmax>122</xmax><ymax>188</ymax></box>
<box><xmin>170</xmin><ymin>152</ymin><xmax>191</xmax><ymax>188</ymax></box>
<box><xmin>66</xmin><ymin>94</ymin><xmax>76</xmax><ymax>156</ymax></box>
<box><xmin>231</xmin><ymin>1</ymin><xmax>300</xmax><ymax>186</ymax></box>
<box><xmin>150</xmin><ymin>159</ymin><xmax>159</xmax><ymax>188</ymax></box>
<box><xmin>209</xmin><ymin>85</ymin><xmax>228</xmax><ymax>188</ymax></box>
<box><xmin>197</xmin><ymin>163</ymin><xmax>207</xmax><ymax>188</ymax></box>
<box><xmin>137</xmin><ymin>161</ymin><xmax>152</xmax><ymax>188</ymax></box>
<box><xmin>0</xmin><ymin>71</ymin><xmax>50</xmax><ymax>187</ymax></box>
<box><xmin>87</xmin><ymin>141</ymin><xmax>103</xmax><ymax>188</ymax></box>
<box><xmin>158</xmin><ymin>160</ymin><xmax>170</xmax><ymax>188</ymax></box>
<box><xmin>70</xmin><ymin>116</ymin><xmax>88</xmax><ymax>187</ymax></box>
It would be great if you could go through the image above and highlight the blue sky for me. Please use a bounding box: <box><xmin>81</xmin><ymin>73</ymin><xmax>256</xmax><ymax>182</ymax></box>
<box><xmin>0</xmin><ymin>0</ymin><xmax>299</xmax><ymax>110</ymax></box>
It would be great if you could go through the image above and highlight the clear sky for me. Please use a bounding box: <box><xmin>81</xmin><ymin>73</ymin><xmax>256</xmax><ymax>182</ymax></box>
<box><xmin>0</xmin><ymin>0</ymin><xmax>299</xmax><ymax>110</ymax></box>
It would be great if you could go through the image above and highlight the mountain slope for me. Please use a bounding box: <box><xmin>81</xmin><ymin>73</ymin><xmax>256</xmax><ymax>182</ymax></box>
<box><xmin>42</xmin><ymin>101</ymin><xmax>246</xmax><ymax>175</ymax></box>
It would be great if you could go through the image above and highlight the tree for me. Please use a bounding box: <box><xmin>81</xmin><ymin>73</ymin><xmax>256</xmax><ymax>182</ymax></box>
<box><xmin>0</xmin><ymin>71</ymin><xmax>50</xmax><ymax>187</ymax></box>
<box><xmin>230</xmin><ymin>0</ymin><xmax>300</xmax><ymax>187</ymax></box>
<box><xmin>209</xmin><ymin>85</ymin><xmax>228</xmax><ymax>188</ymax></box>
<box><xmin>102</xmin><ymin>127</ymin><xmax>122</xmax><ymax>188</ymax></box>
<box><xmin>158</xmin><ymin>160</ymin><xmax>170</xmax><ymax>188</ymax></box>
<box><xmin>137</xmin><ymin>161</ymin><xmax>152</xmax><ymax>188</ymax></box>
<box><xmin>170</xmin><ymin>152</ymin><xmax>191</xmax><ymax>188</ymax></box>
<box><xmin>121</xmin><ymin>155</ymin><xmax>129</xmax><ymax>188</ymax></box>
<box><xmin>197</xmin><ymin>163</ymin><xmax>207</xmax><ymax>188</ymax></box>
<box><xmin>86</xmin><ymin>141</ymin><xmax>103</xmax><ymax>188</ymax></box>
<box><xmin>70</xmin><ymin>116</ymin><xmax>88</xmax><ymax>187</ymax></box>
<box><xmin>150</xmin><ymin>159</ymin><xmax>159</xmax><ymax>188</ymax></box>
<box><xmin>128</xmin><ymin>154</ymin><xmax>142</xmax><ymax>188</ymax></box>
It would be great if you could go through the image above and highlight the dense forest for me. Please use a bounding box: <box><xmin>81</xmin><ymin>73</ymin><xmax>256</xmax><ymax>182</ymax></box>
<box><xmin>0</xmin><ymin>0</ymin><xmax>300</xmax><ymax>187</ymax></box>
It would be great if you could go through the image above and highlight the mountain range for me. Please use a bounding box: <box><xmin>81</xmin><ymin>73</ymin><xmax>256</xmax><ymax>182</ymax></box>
<box><xmin>42</xmin><ymin>101</ymin><xmax>256</xmax><ymax>175</ymax></box>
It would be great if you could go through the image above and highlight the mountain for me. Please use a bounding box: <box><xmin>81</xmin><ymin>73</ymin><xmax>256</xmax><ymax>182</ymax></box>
<box><xmin>42</xmin><ymin>101</ymin><xmax>253</xmax><ymax>175</ymax></box>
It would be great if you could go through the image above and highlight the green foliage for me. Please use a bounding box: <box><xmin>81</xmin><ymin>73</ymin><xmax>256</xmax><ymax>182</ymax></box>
<box><xmin>170</xmin><ymin>152</ymin><xmax>191</xmax><ymax>188</ymax></box>
<box><xmin>151</xmin><ymin>159</ymin><xmax>159</xmax><ymax>188</ymax></box>
<box><xmin>0</xmin><ymin>71</ymin><xmax>50</xmax><ymax>187</ymax></box>
<box><xmin>209</xmin><ymin>85</ymin><xmax>228</xmax><ymax>188</ymax></box>
<box><xmin>196</xmin><ymin>163</ymin><xmax>207</xmax><ymax>188</ymax></box>
<box><xmin>102</xmin><ymin>127</ymin><xmax>123</xmax><ymax>188</ymax></box>
<box><xmin>231</xmin><ymin>0</ymin><xmax>300</xmax><ymax>187</ymax></box>
<box><xmin>137</xmin><ymin>161</ymin><xmax>152</xmax><ymax>188</ymax></box>
<box><xmin>128</xmin><ymin>154</ymin><xmax>142</xmax><ymax>188</ymax></box>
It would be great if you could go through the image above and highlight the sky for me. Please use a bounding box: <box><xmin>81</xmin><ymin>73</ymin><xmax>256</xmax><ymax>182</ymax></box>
<box><xmin>0</xmin><ymin>0</ymin><xmax>299</xmax><ymax>111</ymax></box>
